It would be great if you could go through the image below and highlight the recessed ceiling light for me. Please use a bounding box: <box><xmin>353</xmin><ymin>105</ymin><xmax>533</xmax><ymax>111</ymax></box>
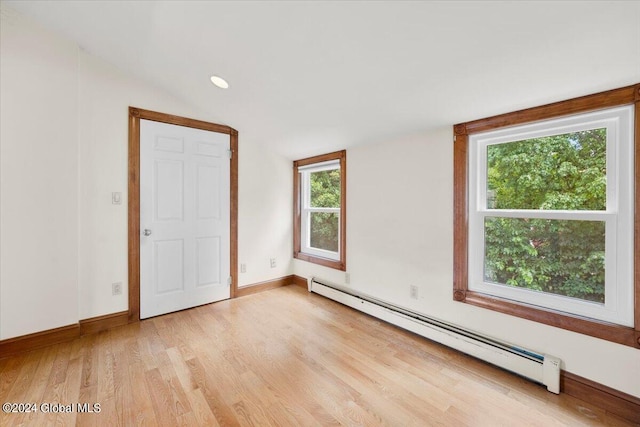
<box><xmin>210</xmin><ymin>75</ymin><xmax>229</xmax><ymax>89</ymax></box>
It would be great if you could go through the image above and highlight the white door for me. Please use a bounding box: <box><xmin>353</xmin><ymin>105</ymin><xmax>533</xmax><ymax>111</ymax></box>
<box><xmin>140</xmin><ymin>119</ymin><xmax>230</xmax><ymax>319</ymax></box>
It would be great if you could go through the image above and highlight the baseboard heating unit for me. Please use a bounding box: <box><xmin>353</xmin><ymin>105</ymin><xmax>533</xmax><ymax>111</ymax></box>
<box><xmin>309</xmin><ymin>277</ymin><xmax>561</xmax><ymax>394</ymax></box>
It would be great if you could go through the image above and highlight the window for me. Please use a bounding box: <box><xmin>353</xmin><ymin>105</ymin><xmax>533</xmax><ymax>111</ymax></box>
<box><xmin>294</xmin><ymin>150</ymin><xmax>346</xmax><ymax>270</ymax></box>
<box><xmin>454</xmin><ymin>84</ymin><xmax>640</xmax><ymax>348</ymax></box>
<box><xmin>470</xmin><ymin>107</ymin><xmax>633</xmax><ymax>325</ymax></box>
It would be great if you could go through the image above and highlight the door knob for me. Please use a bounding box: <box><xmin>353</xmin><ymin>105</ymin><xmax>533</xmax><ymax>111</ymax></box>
<box><xmin>143</xmin><ymin>229</ymin><xmax>152</xmax><ymax>236</ymax></box>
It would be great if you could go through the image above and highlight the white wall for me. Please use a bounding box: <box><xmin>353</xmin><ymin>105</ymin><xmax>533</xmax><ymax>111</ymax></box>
<box><xmin>238</xmin><ymin>143</ymin><xmax>293</xmax><ymax>286</ymax></box>
<box><xmin>294</xmin><ymin>129</ymin><xmax>640</xmax><ymax>398</ymax></box>
<box><xmin>1</xmin><ymin>6</ymin><xmax>292</xmax><ymax>337</ymax></box>
<box><xmin>1</xmin><ymin>8</ymin><xmax>79</xmax><ymax>339</ymax></box>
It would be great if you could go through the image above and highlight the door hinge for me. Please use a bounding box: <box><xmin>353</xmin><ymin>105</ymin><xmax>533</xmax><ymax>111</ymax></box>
<box><xmin>227</xmin><ymin>276</ymin><xmax>232</xmax><ymax>286</ymax></box>
<box><xmin>227</xmin><ymin>149</ymin><xmax>232</xmax><ymax>159</ymax></box>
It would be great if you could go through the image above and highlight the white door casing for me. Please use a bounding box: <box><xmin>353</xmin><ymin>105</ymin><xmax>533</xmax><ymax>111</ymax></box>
<box><xmin>140</xmin><ymin>119</ymin><xmax>230</xmax><ymax>319</ymax></box>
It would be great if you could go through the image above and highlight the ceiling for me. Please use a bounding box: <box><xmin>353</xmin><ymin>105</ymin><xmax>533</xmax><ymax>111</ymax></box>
<box><xmin>4</xmin><ymin>1</ymin><xmax>640</xmax><ymax>159</ymax></box>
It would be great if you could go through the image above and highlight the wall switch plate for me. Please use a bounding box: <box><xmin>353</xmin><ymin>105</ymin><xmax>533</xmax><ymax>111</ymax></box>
<box><xmin>112</xmin><ymin>192</ymin><xmax>122</xmax><ymax>205</ymax></box>
<box><xmin>270</xmin><ymin>258</ymin><xmax>276</xmax><ymax>268</ymax></box>
<box><xmin>240</xmin><ymin>263</ymin><xmax>247</xmax><ymax>273</ymax></box>
<box><xmin>112</xmin><ymin>282</ymin><xmax>122</xmax><ymax>295</ymax></box>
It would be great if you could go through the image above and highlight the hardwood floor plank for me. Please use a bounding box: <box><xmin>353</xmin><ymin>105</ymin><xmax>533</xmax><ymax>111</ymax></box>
<box><xmin>3</xmin><ymin>347</ymin><xmax>40</xmax><ymax>401</ymax></box>
<box><xmin>232</xmin><ymin>399</ymin><xmax>273</xmax><ymax>426</ymax></box>
<box><xmin>1</xmin><ymin>285</ymin><xmax>637</xmax><ymax>426</ymax></box>
<box><xmin>6</xmin><ymin>348</ymin><xmax>49</xmax><ymax>426</ymax></box>
<box><xmin>186</xmin><ymin>388</ymin><xmax>220</xmax><ymax>427</ymax></box>
<box><xmin>127</xmin><ymin>361</ymin><xmax>158</xmax><ymax>426</ymax></box>
<box><xmin>185</xmin><ymin>356</ymin><xmax>241</xmax><ymax>426</ymax></box>
<box><xmin>79</xmin><ymin>334</ymin><xmax>98</xmax><ymax>390</ymax></box>
<box><xmin>166</xmin><ymin>347</ymin><xmax>198</xmax><ymax>393</ymax></box>
<box><xmin>50</xmin><ymin>355</ymin><xmax>82</xmax><ymax>427</ymax></box>
<box><xmin>48</xmin><ymin>342</ymin><xmax>72</xmax><ymax>386</ymax></box>
<box><xmin>76</xmin><ymin>385</ymin><xmax>99</xmax><ymax>427</ymax></box>
<box><xmin>145</xmin><ymin>367</ymin><xmax>180</xmax><ymax>426</ymax></box>
<box><xmin>113</xmin><ymin>349</ymin><xmax>131</xmax><ymax>425</ymax></box>
<box><xmin>96</xmin><ymin>333</ymin><xmax>115</xmax><ymax>404</ymax></box>
<box><xmin>0</xmin><ymin>354</ymin><xmax>26</xmax><ymax>401</ymax></box>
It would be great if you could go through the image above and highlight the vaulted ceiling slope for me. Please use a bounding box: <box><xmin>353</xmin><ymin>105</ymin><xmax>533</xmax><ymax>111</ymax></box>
<box><xmin>5</xmin><ymin>1</ymin><xmax>640</xmax><ymax>158</ymax></box>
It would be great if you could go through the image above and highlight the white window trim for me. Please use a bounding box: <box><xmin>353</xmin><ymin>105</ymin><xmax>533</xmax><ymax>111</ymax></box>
<box><xmin>299</xmin><ymin>161</ymin><xmax>341</xmax><ymax>261</ymax></box>
<box><xmin>468</xmin><ymin>106</ymin><xmax>634</xmax><ymax>326</ymax></box>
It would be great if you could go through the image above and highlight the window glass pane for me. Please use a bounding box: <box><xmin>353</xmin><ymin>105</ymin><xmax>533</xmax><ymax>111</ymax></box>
<box><xmin>310</xmin><ymin>212</ymin><xmax>339</xmax><ymax>252</ymax></box>
<box><xmin>487</xmin><ymin>129</ymin><xmax>606</xmax><ymax>210</ymax></box>
<box><xmin>310</xmin><ymin>169</ymin><xmax>341</xmax><ymax>208</ymax></box>
<box><xmin>484</xmin><ymin>217</ymin><xmax>605</xmax><ymax>303</ymax></box>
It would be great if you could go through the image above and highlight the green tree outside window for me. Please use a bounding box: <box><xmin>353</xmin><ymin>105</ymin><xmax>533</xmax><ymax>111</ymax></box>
<box><xmin>484</xmin><ymin>129</ymin><xmax>607</xmax><ymax>303</ymax></box>
<box><xmin>309</xmin><ymin>169</ymin><xmax>341</xmax><ymax>252</ymax></box>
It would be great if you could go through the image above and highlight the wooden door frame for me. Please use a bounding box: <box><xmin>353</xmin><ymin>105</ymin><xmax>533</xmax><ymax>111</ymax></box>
<box><xmin>128</xmin><ymin>107</ymin><xmax>238</xmax><ymax>322</ymax></box>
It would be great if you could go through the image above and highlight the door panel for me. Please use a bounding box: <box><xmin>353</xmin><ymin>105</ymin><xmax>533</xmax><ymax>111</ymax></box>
<box><xmin>155</xmin><ymin>160</ymin><xmax>184</xmax><ymax>221</ymax></box>
<box><xmin>140</xmin><ymin>119</ymin><xmax>230</xmax><ymax>319</ymax></box>
<box><xmin>154</xmin><ymin>239</ymin><xmax>184</xmax><ymax>293</ymax></box>
<box><xmin>196</xmin><ymin>236</ymin><xmax>220</xmax><ymax>287</ymax></box>
<box><xmin>196</xmin><ymin>164</ymin><xmax>220</xmax><ymax>219</ymax></box>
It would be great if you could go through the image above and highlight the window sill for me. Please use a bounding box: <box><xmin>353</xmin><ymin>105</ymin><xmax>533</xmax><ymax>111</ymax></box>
<box><xmin>294</xmin><ymin>252</ymin><xmax>346</xmax><ymax>271</ymax></box>
<box><xmin>454</xmin><ymin>290</ymin><xmax>640</xmax><ymax>349</ymax></box>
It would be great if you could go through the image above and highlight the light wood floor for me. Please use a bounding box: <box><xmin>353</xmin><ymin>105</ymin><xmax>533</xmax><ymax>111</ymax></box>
<box><xmin>0</xmin><ymin>285</ymin><xmax>635</xmax><ymax>426</ymax></box>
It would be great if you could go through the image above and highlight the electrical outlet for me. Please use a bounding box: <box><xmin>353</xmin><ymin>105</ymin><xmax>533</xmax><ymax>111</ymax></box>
<box><xmin>111</xmin><ymin>192</ymin><xmax>122</xmax><ymax>205</ymax></box>
<box><xmin>410</xmin><ymin>285</ymin><xmax>418</xmax><ymax>300</ymax></box>
<box><xmin>240</xmin><ymin>263</ymin><xmax>247</xmax><ymax>273</ymax></box>
<box><xmin>270</xmin><ymin>258</ymin><xmax>276</xmax><ymax>268</ymax></box>
<box><xmin>345</xmin><ymin>273</ymin><xmax>350</xmax><ymax>284</ymax></box>
<box><xmin>112</xmin><ymin>282</ymin><xmax>122</xmax><ymax>296</ymax></box>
